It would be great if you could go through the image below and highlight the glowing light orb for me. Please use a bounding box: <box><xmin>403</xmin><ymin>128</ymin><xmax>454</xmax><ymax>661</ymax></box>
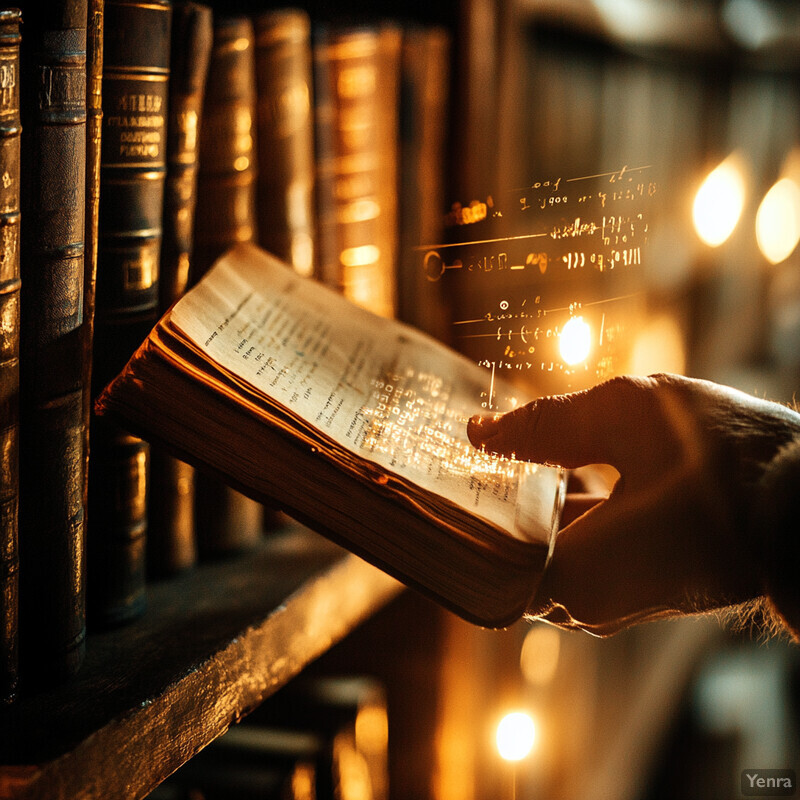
<box><xmin>693</xmin><ymin>154</ymin><xmax>747</xmax><ymax>247</ymax></box>
<box><xmin>559</xmin><ymin>316</ymin><xmax>592</xmax><ymax>365</ymax></box>
<box><xmin>756</xmin><ymin>177</ymin><xmax>800</xmax><ymax>264</ymax></box>
<box><xmin>496</xmin><ymin>712</ymin><xmax>537</xmax><ymax>762</ymax></box>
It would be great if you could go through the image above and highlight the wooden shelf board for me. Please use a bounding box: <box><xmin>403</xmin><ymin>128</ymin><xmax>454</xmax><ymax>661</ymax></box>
<box><xmin>0</xmin><ymin>525</ymin><xmax>402</xmax><ymax>800</ymax></box>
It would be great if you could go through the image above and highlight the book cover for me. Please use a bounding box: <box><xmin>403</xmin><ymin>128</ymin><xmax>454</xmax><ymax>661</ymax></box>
<box><xmin>193</xmin><ymin>15</ymin><xmax>264</xmax><ymax>556</ymax></box>
<box><xmin>90</xmin><ymin>0</ymin><xmax>172</xmax><ymax>627</ymax></box>
<box><xmin>97</xmin><ymin>243</ymin><xmax>565</xmax><ymax>629</ymax></box>
<box><xmin>254</xmin><ymin>8</ymin><xmax>316</xmax><ymax>278</ymax></box>
<box><xmin>19</xmin><ymin>0</ymin><xmax>89</xmax><ymax>682</ymax></box>
<box><xmin>149</xmin><ymin>0</ymin><xmax>212</xmax><ymax>578</ymax></box>
<box><xmin>313</xmin><ymin>24</ymin><xmax>401</xmax><ymax>320</ymax></box>
<box><xmin>0</xmin><ymin>7</ymin><xmax>20</xmax><ymax>703</ymax></box>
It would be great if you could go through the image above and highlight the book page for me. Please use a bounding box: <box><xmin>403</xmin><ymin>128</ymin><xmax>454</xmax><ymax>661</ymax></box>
<box><xmin>171</xmin><ymin>245</ymin><xmax>562</xmax><ymax>542</ymax></box>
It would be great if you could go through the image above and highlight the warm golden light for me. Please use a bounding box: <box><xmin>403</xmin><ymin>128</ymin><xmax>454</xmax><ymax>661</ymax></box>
<box><xmin>520</xmin><ymin>625</ymin><xmax>561</xmax><ymax>687</ymax></box>
<box><xmin>355</xmin><ymin>703</ymin><xmax>389</xmax><ymax>756</ymax></box>
<box><xmin>756</xmin><ymin>177</ymin><xmax>800</xmax><ymax>264</ymax></box>
<box><xmin>341</xmin><ymin>244</ymin><xmax>380</xmax><ymax>267</ymax></box>
<box><xmin>559</xmin><ymin>316</ymin><xmax>592</xmax><ymax>366</ymax></box>
<box><xmin>629</xmin><ymin>314</ymin><xmax>686</xmax><ymax>376</ymax></box>
<box><xmin>496</xmin><ymin>712</ymin><xmax>537</xmax><ymax>762</ymax></box>
<box><xmin>693</xmin><ymin>153</ymin><xmax>747</xmax><ymax>246</ymax></box>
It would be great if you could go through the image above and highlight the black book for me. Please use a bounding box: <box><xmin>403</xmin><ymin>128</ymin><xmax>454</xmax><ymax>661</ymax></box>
<box><xmin>90</xmin><ymin>0</ymin><xmax>172</xmax><ymax>627</ymax></box>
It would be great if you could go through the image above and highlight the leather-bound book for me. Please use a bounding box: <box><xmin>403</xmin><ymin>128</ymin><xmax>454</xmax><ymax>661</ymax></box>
<box><xmin>193</xmin><ymin>15</ymin><xmax>264</xmax><ymax>558</ymax></box>
<box><xmin>397</xmin><ymin>26</ymin><xmax>452</xmax><ymax>344</ymax></box>
<box><xmin>90</xmin><ymin>0</ymin><xmax>171</xmax><ymax>627</ymax></box>
<box><xmin>313</xmin><ymin>24</ymin><xmax>401</xmax><ymax>320</ymax></box>
<box><xmin>149</xmin><ymin>0</ymin><xmax>211</xmax><ymax>578</ymax></box>
<box><xmin>19</xmin><ymin>0</ymin><xmax>88</xmax><ymax>683</ymax></box>
<box><xmin>82</xmin><ymin>0</ymin><xmax>103</xmax><ymax>513</ymax></box>
<box><xmin>254</xmin><ymin>8</ymin><xmax>315</xmax><ymax>278</ymax></box>
<box><xmin>0</xmin><ymin>8</ymin><xmax>20</xmax><ymax>703</ymax></box>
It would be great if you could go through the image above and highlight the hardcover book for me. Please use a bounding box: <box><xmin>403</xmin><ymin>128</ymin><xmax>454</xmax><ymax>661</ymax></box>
<box><xmin>254</xmin><ymin>8</ymin><xmax>316</xmax><ymax>278</ymax></box>
<box><xmin>313</xmin><ymin>24</ymin><xmax>401</xmax><ymax>319</ymax></box>
<box><xmin>0</xmin><ymin>7</ymin><xmax>20</xmax><ymax>702</ymax></box>
<box><xmin>19</xmin><ymin>0</ymin><xmax>88</xmax><ymax>680</ymax></box>
<box><xmin>149</xmin><ymin>0</ymin><xmax>212</xmax><ymax>577</ymax></box>
<box><xmin>193</xmin><ymin>15</ymin><xmax>265</xmax><ymax>556</ymax></box>
<box><xmin>97</xmin><ymin>243</ymin><xmax>565</xmax><ymax>628</ymax></box>
<box><xmin>90</xmin><ymin>0</ymin><xmax>172</xmax><ymax>626</ymax></box>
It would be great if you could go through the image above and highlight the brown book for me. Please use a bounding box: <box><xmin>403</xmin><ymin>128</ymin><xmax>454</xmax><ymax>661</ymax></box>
<box><xmin>192</xmin><ymin>15</ymin><xmax>264</xmax><ymax>557</ymax></box>
<box><xmin>149</xmin><ymin>0</ymin><xmax>212</xmax><ymax>578</ymax></box>
<box><xmin>397</xmin><ymin>26</ymin><xmax>452</xmax><ymax>345</ymax></box>
<box><xmin>254</xmin><ymin>8</ymin><xmax>316</xmax><ymax>278</ymax></box>
<box><xmin>0</xmin><ymin>8</ymin><xmax>19</xmax><ymax>703</ymax></box>
<box><xmin>96</xmin><ymin>243</ymin><xmax>565</xmax><ymax>628</ymax></box>
<box><xmin>19</xmin><ymin>0</ymin><xmax>88</xmax><ymax>682</ymax></box>
<box><xmin>313</xmin><ymin>24</ymin><xmax>401</xmax><ymax>320</ymax></box>
<box><xmin>90</xmin><ymin>0</ymin><xmax>172</xmax><ymax>627</ymax></box>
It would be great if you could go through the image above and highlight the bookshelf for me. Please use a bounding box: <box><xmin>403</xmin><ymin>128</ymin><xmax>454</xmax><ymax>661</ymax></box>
<box><xmin>2</xmin><ymin>0</ymin><xmax>495</xmax><ymax>797</ymax></box>
<box><xmin>0</xmin><ymin>524</ymin><xmax>401</xmax><ymax>800</ymax></box>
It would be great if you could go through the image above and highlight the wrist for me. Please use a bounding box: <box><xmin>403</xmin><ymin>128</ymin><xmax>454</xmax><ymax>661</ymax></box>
<box><xmin>756</xmin><ymin>435</ymin><xmax>800</xmax><ymax>639</ymax></box>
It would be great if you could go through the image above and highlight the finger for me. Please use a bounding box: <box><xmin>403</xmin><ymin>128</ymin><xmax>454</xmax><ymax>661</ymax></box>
<box><xmin>529</xmin><ymin>477</ymin><xmax>762</xmax><ymax>634</ymax></box>
<box><xmin>560</xmin><ymin>493</ymin><xmax>605</xmax><ymax>527</ymax></box>
<box><xmin>467</xmin><ymin>375</ymin><xmax>663</xmax><ymax>471</ymax></box>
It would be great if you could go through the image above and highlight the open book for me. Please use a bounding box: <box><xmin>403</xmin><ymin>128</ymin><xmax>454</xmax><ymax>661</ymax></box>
<box><xmin>96</xmin><ymin>243</ymin><xmax>565</xmax><ymax>627</ymax></box>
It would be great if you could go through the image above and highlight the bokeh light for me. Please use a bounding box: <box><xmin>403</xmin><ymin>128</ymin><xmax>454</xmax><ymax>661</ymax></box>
<box><xmin>693</xmin><ymin>153</ymin><xmax>747</xmax><ymax>247</ymax></box>
<box><xmin>496</xmin><ymin>712</ymin><xmax>538</xmax><ymax>761</ymax></box>
<box><xmin>559</xmin><ymin>316</ymin><xmax>592</xmax><ymax>365</ymax></box>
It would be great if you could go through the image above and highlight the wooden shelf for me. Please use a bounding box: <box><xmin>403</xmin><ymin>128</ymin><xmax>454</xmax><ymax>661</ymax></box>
<box><xmin>0</xmin><ymin>525</ymin><xmax>402</xmax><ymax>800</ymax></box>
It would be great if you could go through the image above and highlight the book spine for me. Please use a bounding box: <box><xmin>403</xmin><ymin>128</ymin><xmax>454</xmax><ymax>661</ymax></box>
<box><xmin>193</xmin><ymin>15</ymin><xmax>258</xmax><ymax>274</ymax></box>
<box><xmin>193</xmin><ymin>15</ymin><xmax>263</xmax><ymax>557</ymax></box>
<box><xmin>0</xmin><ymin>8</ymin><xmax>20</xmax><ymax>703</ymax></box>
<box><xmin>397</xmin><ymin>27</ymin><xmax>452</xmax><ymax>344</ymax></box>
<box><xmin>149</xmin><ymin>0</ymin><xmax>211</xmax><ymax>577</ymax></box>
<box><xmin>254</xmin><ymin>8</ymin><xmax>315</xmax><ymax>278</ymax></box>
<box><xmin>313</xmin><ymin>25</ymin><xmax>401</xmax><ymax>320</ymax></box>
<box><xmin>90</xmin><ymin>0</ymin><xmax>171</xmax><ymax>627</ymax></box>
<box><xmin>19</xmin><ymin>0</ymin><xmax>89</xmax><ymax>684</ymax></box>
<box><xmin>82</xmin><ymin>0</ymin><xmax>103</xmax><ymax>512</ymax></box>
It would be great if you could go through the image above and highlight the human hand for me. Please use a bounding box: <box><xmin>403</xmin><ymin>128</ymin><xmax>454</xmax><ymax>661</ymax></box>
<box><xmin>467</xmin><ymin>374</ymin><xmax>800</xmax><ymax>635</ymax></box>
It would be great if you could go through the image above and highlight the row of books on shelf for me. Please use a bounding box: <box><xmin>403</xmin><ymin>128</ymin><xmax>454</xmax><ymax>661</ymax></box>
<box><xmin>1</xmin><ymin>0</ymin><xmax>453</xmax><ymax>701</ymax></box>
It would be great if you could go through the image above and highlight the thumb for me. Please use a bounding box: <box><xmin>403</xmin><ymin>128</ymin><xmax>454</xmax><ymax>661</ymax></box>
<box><xmin>467</xmin><ymin>375</ymin><xmax>664</xmax><ymax>471</ymax></box>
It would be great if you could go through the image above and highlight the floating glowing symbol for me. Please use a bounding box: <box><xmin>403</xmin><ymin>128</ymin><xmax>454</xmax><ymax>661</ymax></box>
<box><xmin>693</xmin><ymin>153</ymin><xmax>747</xmax><ymax>247</ymax></box>
<box><xmin>756</xmin><ymin>177</ymin><xmax>800</xmax><ymax>264</ymax></box>
<box><xmin>559</xmin><ymin>316</ymin><xmax>592</xmax><ymax>365</ymax></box>
<box><xmin>496</xmin><ymin>712</ymin><xmax>537</xmax><ymax>761</ymax></box>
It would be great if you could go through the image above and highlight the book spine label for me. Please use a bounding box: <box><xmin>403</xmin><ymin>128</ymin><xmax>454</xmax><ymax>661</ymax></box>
<box><xmin>254</xmin><ymin>9</ymin><xmax>315</xmax><ymax>278</ymax></box>
<box><xmin>97</xmin><ymin>0</ymin><xmax>170</xmax><ymax>321</ymax></box>
<box><xmin>0</xmin><ymin>8</ymin><xmax>19</xmax><ymax>702</ymax></box>
<box><xmin>19</xmin><ymin>0</ymin><xmax>88</xmax><ymax>685</ymax></box>
<box><xmin>91</xmin><ymin>0</ymin><xmax>171</xmax><ymax>627</ymax></box>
